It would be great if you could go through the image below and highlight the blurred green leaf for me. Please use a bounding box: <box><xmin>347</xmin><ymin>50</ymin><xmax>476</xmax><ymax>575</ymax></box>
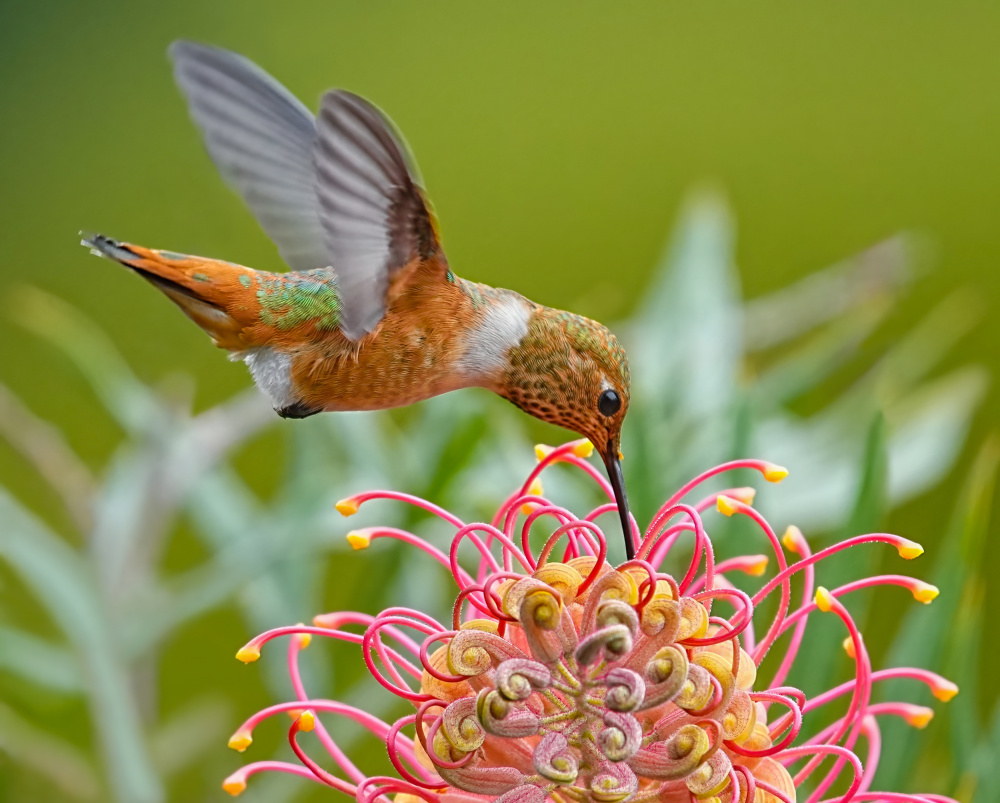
<box><xmin>878</xmin><ymin>437</ymin><xmax>999</xmax><ymax>793</ymax></box>
<box><xmin>9</xmin><ymin>286</ymin><xmax>164</xmax><ymax>436</ymax></box>
<box><xmin>743</xmin><ymin>234</ymin><xmax>917</xmax><ymax>351</ymax></box>
<box><xmin>0</xmin><ymin>488</ymin><xmax>163</xmax><ymax>803</ymax></box>
<box><xmin>0</xmin><ymin>702</ymin><xmax>99</xmax><ymax>800</ymax></box>
<box><xmin>0</xmin><ymin>625</ymin><xmax>81</xmax><ymax>693</ymax></box>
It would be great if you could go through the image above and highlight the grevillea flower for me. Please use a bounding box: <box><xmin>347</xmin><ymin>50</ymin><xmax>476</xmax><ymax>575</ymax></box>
<box><xmin>225</xmin><ymin>440</ymin><xmax>959</xmax><ymax>803</ymax></box>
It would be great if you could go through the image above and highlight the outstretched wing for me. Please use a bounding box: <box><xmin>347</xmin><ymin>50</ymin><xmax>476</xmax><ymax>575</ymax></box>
<box><xmin>169</xmin><ymin>40</ymin><xmax>328</xmax><ymax>274</ymax></box>
<box><xmin>314</xmin><ymin>91</ymin><xmax>442</xmax><ymax>340</ymax></box>
<box><xmin>170</xmin><ymin>42</ymin><xmax>444</xmax><ymax>341</ymax></box>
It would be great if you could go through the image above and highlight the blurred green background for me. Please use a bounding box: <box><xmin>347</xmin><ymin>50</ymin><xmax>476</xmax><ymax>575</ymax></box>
<box><xmin>1</xmin><ymin>2</ymin><xmax>999</xmax><ymax>802</ymax></box>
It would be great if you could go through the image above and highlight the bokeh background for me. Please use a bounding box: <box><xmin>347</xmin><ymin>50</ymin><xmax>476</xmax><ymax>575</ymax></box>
<box><xmin>1</xmin><ymin>2</ymin><xmax>998</xmax><ymax>802</ymax></box>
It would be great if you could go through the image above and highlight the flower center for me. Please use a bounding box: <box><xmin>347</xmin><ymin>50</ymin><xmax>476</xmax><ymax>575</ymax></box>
<box><xmin>427</xmin><ymin>559</ymin><xmax>770</xmax><ymax>803</ymax></box>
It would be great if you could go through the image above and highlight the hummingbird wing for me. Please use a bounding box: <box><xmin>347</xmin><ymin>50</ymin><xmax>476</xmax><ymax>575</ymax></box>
<box><xmin>169</xmin><ymin>41</ymin><xmax>329</xmax><ymax>274</ymax></box>
<box><xmin>314</xmin><ymin>90</ymin><xmax>443</xmax><ymax>341</ymax></box>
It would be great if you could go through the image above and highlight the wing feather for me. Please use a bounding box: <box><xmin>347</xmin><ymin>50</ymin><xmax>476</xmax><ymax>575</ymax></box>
<box><xmin>314</xmin><ymin>91</ymin><xmax>441</xmax><ymax>340</ymax></box>
<box><xmin>169</xmin><ymin>41</ymin><xmax>328</xmax><ymax>273</ymax></box>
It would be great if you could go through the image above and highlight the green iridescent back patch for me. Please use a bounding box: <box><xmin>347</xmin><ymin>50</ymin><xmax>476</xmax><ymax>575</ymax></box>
<box><xmin>256</xmin><ymin>269</ymin><xmax>341</xmax><ymax>331</ymax></box>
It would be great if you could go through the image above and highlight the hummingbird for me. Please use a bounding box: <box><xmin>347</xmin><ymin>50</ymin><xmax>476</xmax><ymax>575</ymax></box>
<box><xmin>82</xmin><ymin>41</ymin><xmax>635</xmax><ymax>556</ymax></box>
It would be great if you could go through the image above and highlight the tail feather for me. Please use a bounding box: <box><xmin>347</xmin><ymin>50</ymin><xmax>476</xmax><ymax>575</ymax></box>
<box><xmin>81</xmin><ymin>232</ymin><xmax>248</xmax><ymax>349</ymax></box>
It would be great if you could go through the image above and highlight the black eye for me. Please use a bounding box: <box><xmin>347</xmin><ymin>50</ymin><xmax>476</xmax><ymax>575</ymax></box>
<box><xmin>598</xmin><ymin>389</ymin><xmax>621</xmax><ymax>417</ymax></box>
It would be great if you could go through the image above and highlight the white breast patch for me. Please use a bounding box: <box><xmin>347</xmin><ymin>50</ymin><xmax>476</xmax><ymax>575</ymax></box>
<box><xmin>240</xmin><ymin>348</ymin><xmax>296</xmax><ymax>408</ymax></box>
<box><xmin>455</xmin><ymin>295</ymin><xmax>531</xmax><ymax>381</ymax></box>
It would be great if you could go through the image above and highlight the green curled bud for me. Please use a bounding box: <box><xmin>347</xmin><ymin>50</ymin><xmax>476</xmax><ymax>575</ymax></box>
<box><xmin>590</xmin><ymin>760</ymin><xmax>638</xmax><ymax>802</ymax></box>
<box><xmin>597</xmin><ymin>711</ymin><xmax>642</xmax><ymax>761</ymax></box>
<box><xmin>441</xmin><ymin>697</ymin><xmax>485</xmax><ymax>753</ymax></box>
<box><xmin>685</xmin><ymin>750</ymin><xmax>732</xmax><ymax>798</ymax></box>
<box><xmin>674</xmin><ymin>663</ymin><xmax>716</xmax><ymax>713</ymax></box>
<box><xmin>476</xmin><ymin>688</ymin><xmax>540</xmax><ymax>738</ymax></box>
<box><xmin>596</xmin><ymin>599</ymin><xmax>639</xmax><ymax>635</ymax></box>
<box><xmin>532</xmin><ymin>731</ymin><xmax>579</xmax><ymax>784</ymax></box>
<box><xmin>604</xmin><ymin>667</ymin><xmax>646</xmax><ymax>712</ymax></box>
<box><xmin>639</xmin><ymin>644</ymin><xmax>689</xmax><ymax>710</ymax></box>
<box><xmin>576</xmin><ymin>624</ymin><xmax>633</xmax><ymax>666</ymax></box>
<box><xmin>448</xmin><ymin>629</ymin><xmax>525</xmax><ymax>677</ymax></box>
<box><xmin>496</xmin><ymin>658</ymin><xmax>551</xmax><ymax>701</ymax></box>
<box><xmin>627</xmin><ymin>723</ymin><xmax>710</xmax><ymax>781</ymax></box>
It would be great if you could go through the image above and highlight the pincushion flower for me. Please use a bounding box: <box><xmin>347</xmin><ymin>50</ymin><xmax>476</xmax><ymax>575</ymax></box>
<box><xmin>225</xmin><ymin>440</ymin><xmax>959</xmax><ymax>803</ymax></box>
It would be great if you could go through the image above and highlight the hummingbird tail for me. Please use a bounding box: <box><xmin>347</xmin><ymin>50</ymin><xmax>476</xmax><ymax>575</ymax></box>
<box><xmin>80</xmin><ymin>232</ymin><xmax>245</xmax><ymax>349</ymax></box>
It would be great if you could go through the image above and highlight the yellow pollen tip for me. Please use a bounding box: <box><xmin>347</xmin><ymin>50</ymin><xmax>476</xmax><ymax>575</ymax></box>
<box><xmin>782</xmin><ymin>525</ymin><xmax>804</xmax><ymax>554</ymax></box>
<box><xmin>572</xmin><ymin>439</ymin><xmax>594</xmax><ymax>458</ymax></box>
<box><xmin>223</xmin><ymin>776</ymin><xmax>247</xmax><ymax>796</ymax></box>
<box><xmin>745</xmin><ymin>556</ymin><xmax>769</xmax><ymax>577</ymax></box>
<box><xmin>896</xmin><ymin>539</ymin><xmax>924</xmax><ymax>560</ymax></box>
<box><xmin>298</xmin><ymin>710</ymin><xmax>316</xmax><ymax>732</ymax></box>
<box><xmin>912</xmin><ymin>582</ymin><xmax>939</xmax><ymax>604</ymax></box>
<box><xmin>228</xmin><ymin>730</ymin><xmax>253</xmax><ymax>752</ymax></box>
<box><xmin>534</xmin><ymin>444</ymin><xmax>554</xmax><ymax>461</ymax></box>
<box><xmin>295</xmin><ymin>624</ymin><xmax>312</xmax><ymax>649</ymax></box>
<box><xmin>906</xmin><ymin>707</ymin><xmax>935</xmax><ymax>729</ymax></box>
<box><xmin>335</xmin><ymin>498</ymin><xmax>360</xmax><ymax>516</ymax></box>
<box><xmin>346</xmin><ymin>531</ymin><xmax>371</xmax><ymax>550</ymax></box>
<box><xmin>617</xmin><ymin>449</ymin><xmax>624</xmax><ymax>461</ymax></box>
<box><xmin>815</xmin><ymin>587</ymin><xmax>835</xmax><ymax>612</ymax></box>
<box><xmin>235</xmin><ymin>645</ymin><xmax>260</xmax><ymax>664</ymax></box>
<box><xmin>842</xmin><ymin>636</ymin><xmax>856</xmax><ymax>659</ymax></box>
<box><xmin>521</xmin><ymin>478</ymin><xmax>545</xmax><ymax>514</ymax></box>
<box><xmin>933</xmin><ymin>681</ymin><xmax>959</xmax><ymax>702</ymax></box>
<box><xmin>762</xmin><ymin>463</ymin><xmax>789</xmax><ymax>483</ymax></box>
<box><xmin>730</xmin><ymin>487</ymin><xmax>757</xmax><ymax>505</ymax></box>
<box><xmin>716</xmin><ymin>495</ymin><xmax>739</xmax><ymax>517</ymax></box>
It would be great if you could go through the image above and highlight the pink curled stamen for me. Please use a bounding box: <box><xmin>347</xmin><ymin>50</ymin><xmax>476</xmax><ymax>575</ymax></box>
<box><xmin>341</xmin><ymin>490</ymin><xmax>465</xmax><ymax>528</ymax></box>
<box><xmin>729</xmin><ymin>691</ymin><xmax>802</xmax><ymax>757</ymax></box>
<box><xmin>419</xmin><ymin>631</ymin><xmax>467</xmax><ymax>682</ymax></box>
<box><xmin>287</xmin><ymin>715</ymin><xmax>353</xmax><ymax>792</ymax></box>
<box><xmin>386</xmin><ymin>715</ymin><xmax>444</xmax><ymax>789</ymax></box>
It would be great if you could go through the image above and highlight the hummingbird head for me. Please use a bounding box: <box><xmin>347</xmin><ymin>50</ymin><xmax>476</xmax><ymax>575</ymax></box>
<box><xmin>499</xmin><ymin>309</ymin><xmax>634</xmax><ymax>557</ymax></box>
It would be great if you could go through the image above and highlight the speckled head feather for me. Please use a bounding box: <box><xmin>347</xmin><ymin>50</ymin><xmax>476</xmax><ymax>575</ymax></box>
<box><xmin>499</xmin><ymin>307</ymin><xmax>630</xmax><ymax>455</ymax></box>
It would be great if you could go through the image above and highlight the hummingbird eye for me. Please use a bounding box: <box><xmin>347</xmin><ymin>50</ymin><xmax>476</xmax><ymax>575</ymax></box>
<box><xmin>598</xmin><ymin>389</ymin><xmax>621</xmax><ymax>417</ymax></box>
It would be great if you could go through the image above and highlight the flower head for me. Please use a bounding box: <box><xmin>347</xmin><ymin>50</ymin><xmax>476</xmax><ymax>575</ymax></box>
<box><xmin>226</xmin><ymin>440</ymin><xmax>957</xmax><ymax>803</ymax></box>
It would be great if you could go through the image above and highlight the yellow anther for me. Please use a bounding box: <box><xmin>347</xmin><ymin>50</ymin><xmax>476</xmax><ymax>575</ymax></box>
<box><xmin>762</xmin><ymin>463</ymin><xmax>789</xmax><ymax>483</ymax></box>
<box><xmin>534</xmin><ymin>444</ymin><xmax>554</xmax><ymax>462</ymax></box>
<box><xmin>521</xmin><ymin>477</ymin><xmax>544</xmax><ymax>514</ymax></box>
<box><xmin>906</xmin><ymin>707</ymin><xmax>934</xmax><ymax>729</ymax></box>
<box><xmin>716</xmin><ymin>495</ymin><xmax>740</xmax><ymax>517</ymax></box>
<box><xmin>782</xmin><ymin>525</ymin><xmax>803</xmax><ymax>554</ymax></box>
<box><xmin>235</xmin><ymin>645</ymin><xmax>261</xmax><ymax>664</ymax></box>
<box><xmin>346</xmin><ymin>531</ymin><xmax>371</xmax><ymax>550</ymax></box>
<box><xmin>912</xmin><ymin>582</ymin><xmax>939</xmax><ymax>604</ymax></box>
<box><xmin>815</xmin><ymin>586</ymin><xmax>835</xmax><ymax>612</ymax></box>
<box><xmin>745</xmin><ymin>556</ymin><xmax>769</xmax><ymax>577</ymax></box>
<box><xmin>617</xmin><ymin>449</ymin><xmax>624</xmax><ymax>461</ymax></box>
<box><xmin>335</xmin><ymin>498</ymin><xmax>360</xmax><ymax>516</ymax></box>
<box><xmin>228</xmin><ymin>729</ymin><xmax>253</xmax><ymax>752</ymax></box>
<box><xmin>896</xmin><ymin>539</ymin><xmax>924</xmax><ymax>560</ymax></box>
<box><xmin>222</xmin><ymin>776</ymin><xmax>247</xmax><ymax>796</ymax></box>
<box><xmin>298</xmin><ymin>710</ymin><xmax>316</xmax><ymax>732</ymax></box>
<box><xmin>572</xmin><ymin>439</ymin><xmax>594</xmax><ymax>458</ymax></box>
<box><xmin>295</xmin><ymin>624</ymin><xmax>312</xmax><ymax>649</ymax></box>
<box><xmin>933</xmin><ymin>680</ymin><xmax>959</xmax><ymax>702</ymax></box>
<box><xmin>730</xmin><ymin>487</ymin><xmax>757</xmax><ymax>505</ymax></box>
<box><xmin>842</xmin><ymin>636</ymin><xmax>856</xmax><ymax>660</ymax></box>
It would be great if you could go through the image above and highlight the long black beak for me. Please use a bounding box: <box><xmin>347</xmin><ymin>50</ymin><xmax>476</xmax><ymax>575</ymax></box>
<box><xmin>601</xmin><ymin>443</ymin><xmax>635</xmax><ymax>561</ymax></box>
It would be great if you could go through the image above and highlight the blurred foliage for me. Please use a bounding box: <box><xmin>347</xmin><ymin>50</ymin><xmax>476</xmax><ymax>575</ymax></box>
<box><xmin>0</xmin><ymin>193</ymin><xmax>992</xmax><ymax>801</ymax></box>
